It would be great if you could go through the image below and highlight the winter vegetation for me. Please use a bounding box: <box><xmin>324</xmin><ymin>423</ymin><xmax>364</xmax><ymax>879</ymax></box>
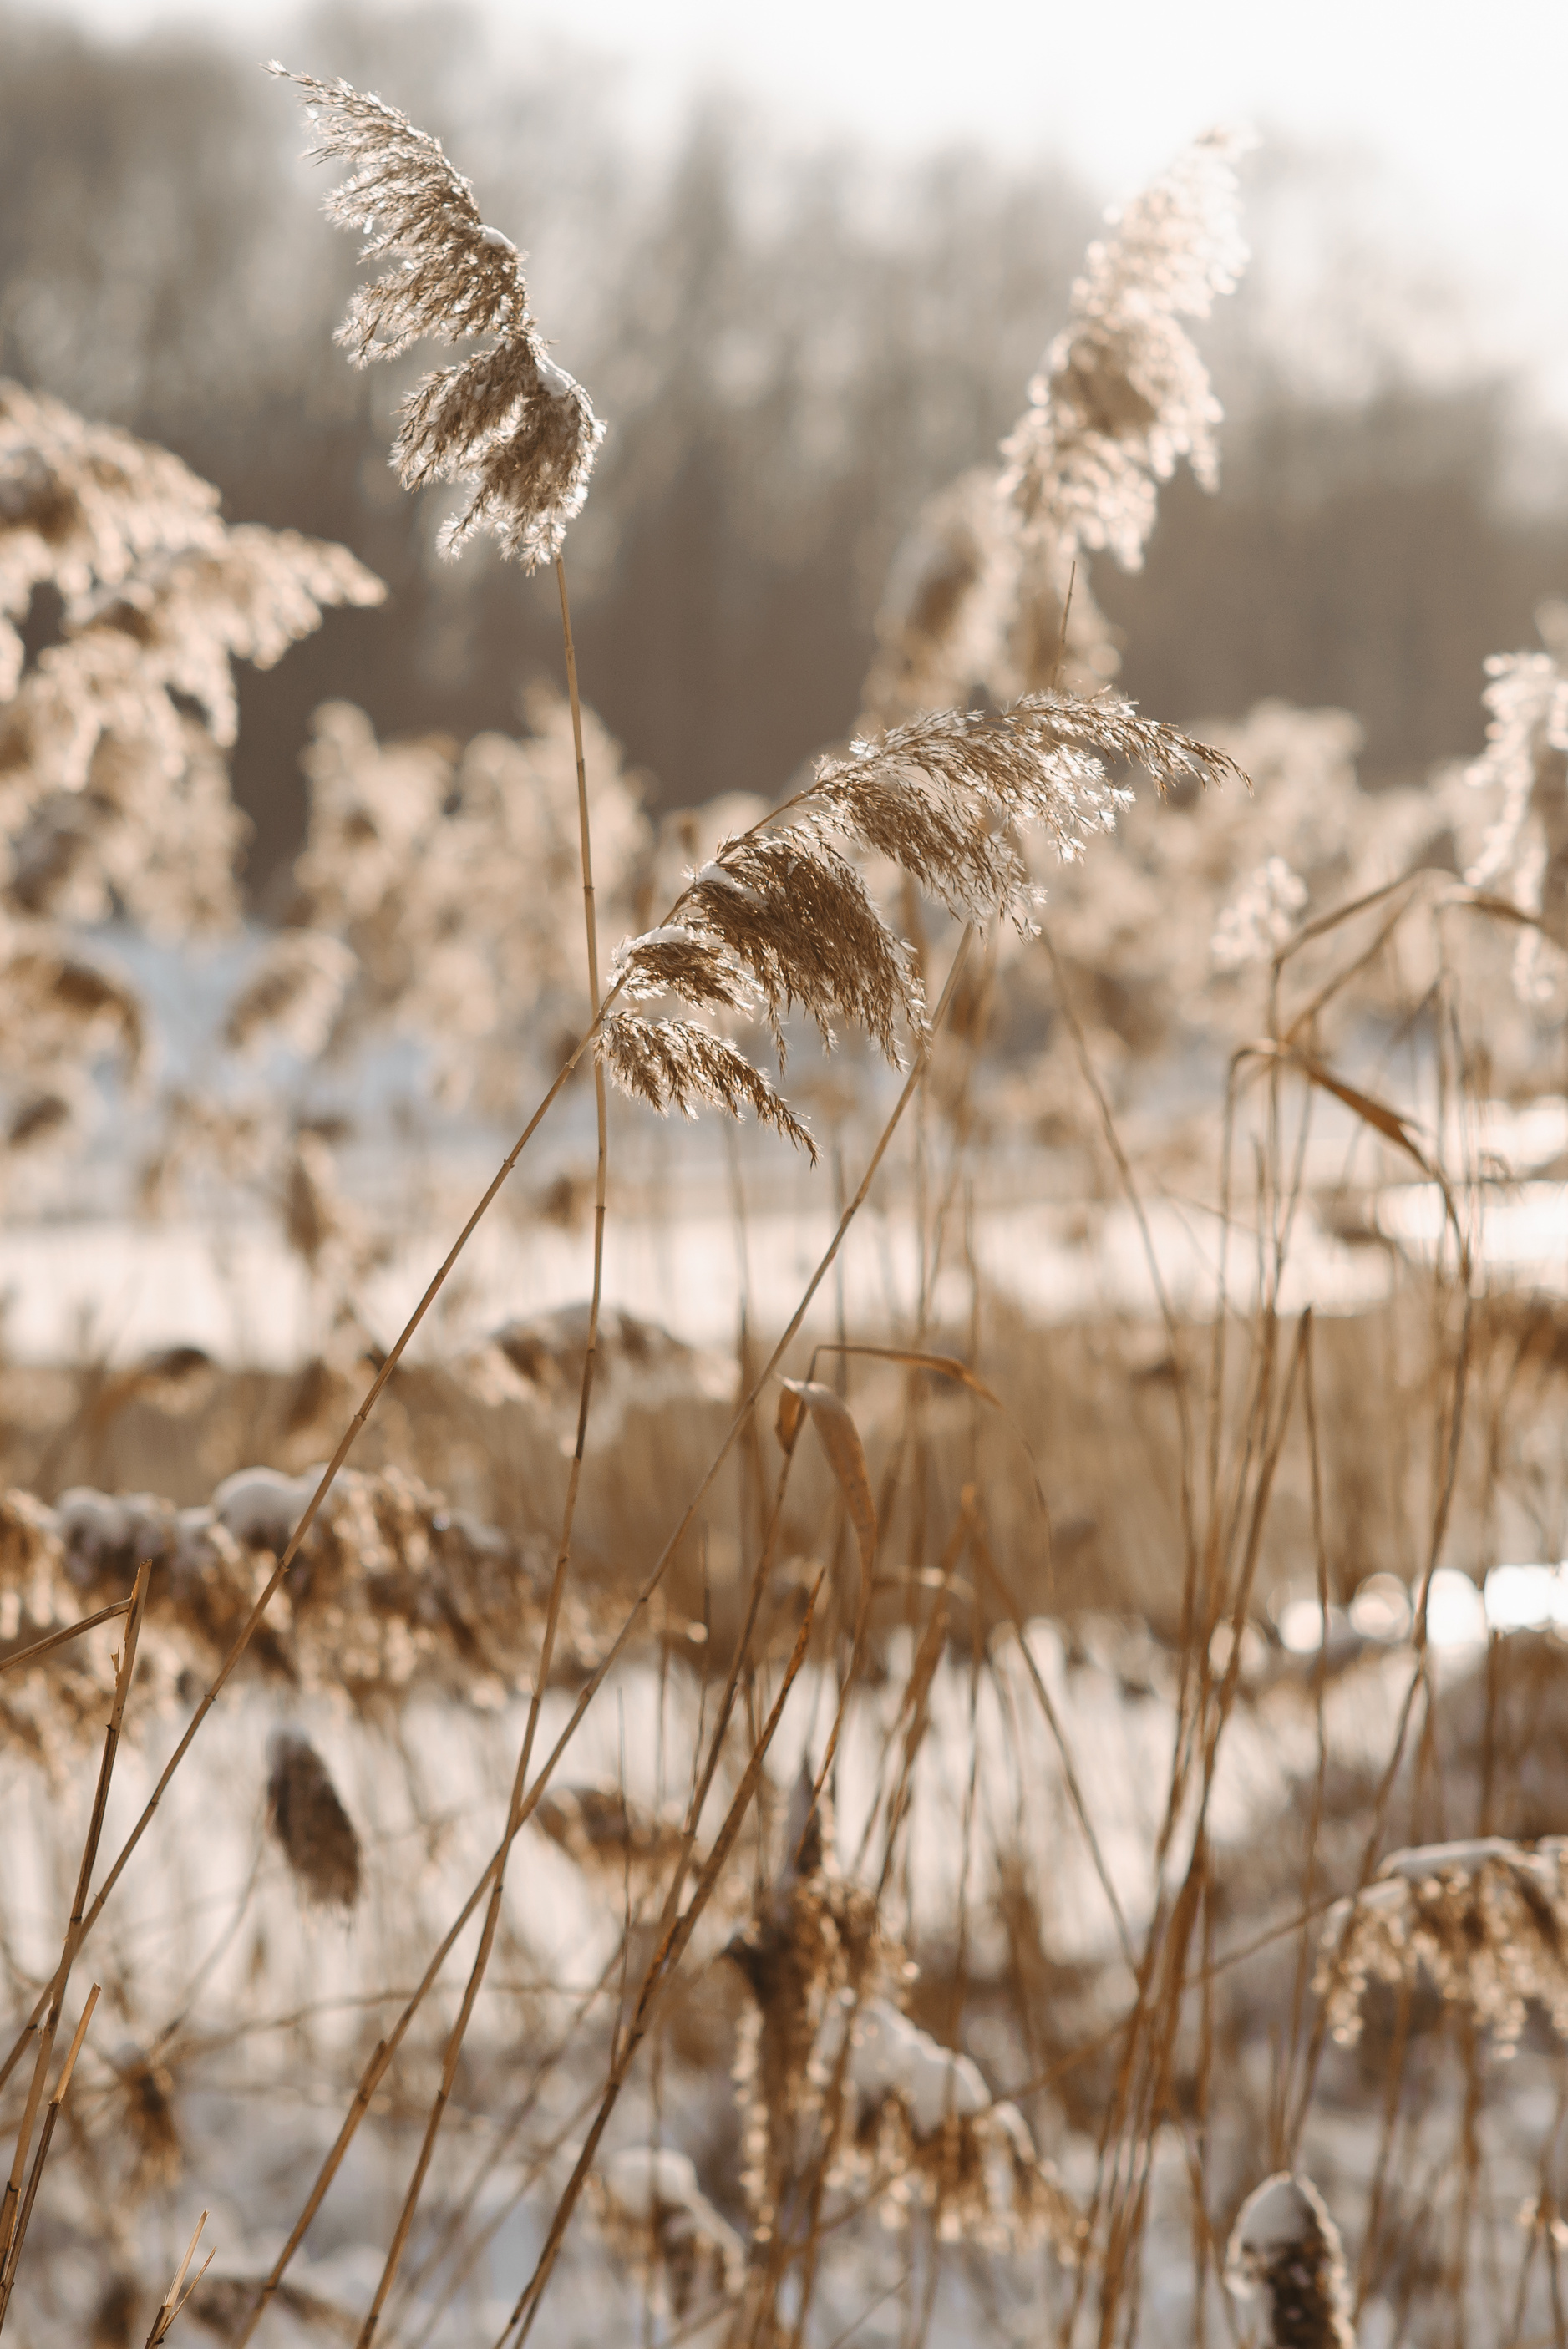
<box><xmin>6</xmin><ymin>9</ymin><xmax>1568</xmax><ymax>2347</ymax></box>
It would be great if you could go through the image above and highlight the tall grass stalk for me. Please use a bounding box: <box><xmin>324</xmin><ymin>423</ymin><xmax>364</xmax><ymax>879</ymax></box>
<box><xmin>348</xmin><ymin>556</ymin><xmax>611</xmax><ymax>2346</ymax></box>
<box><xmin>0</xmin><ymin>1556</ymin><xmax>149</xmax><ymax>2294</ymax></box>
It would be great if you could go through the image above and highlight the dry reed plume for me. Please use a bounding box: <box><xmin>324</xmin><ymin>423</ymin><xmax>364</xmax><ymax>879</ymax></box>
<box><xmin>270</xmin><ymin>67</ymin><xmax>603</xmax><ymax>570</ymax></box>
<box><xmin>0</xmin><ymin>379</ymin><xmax>382</xmax><ymax>1176</ymax></box>
<box><xmin>1462</xmin><ymin>600</ymin><xmax>1568</xmax><ymax>1005</ymax></box>
<box><xmin>864</xmin><ymin>129</ymin><xmax>1248</xmax><ymax>732</ymax></box>
<box><xmin>600</xmin><ymin>695</ymin><xmax>1243</xmax><ymax>1151</ymax></box>
<box><xmin>1001</xmin><ymin>129</ymin><xmax>1250</xmax><ymax>570</ymax></box>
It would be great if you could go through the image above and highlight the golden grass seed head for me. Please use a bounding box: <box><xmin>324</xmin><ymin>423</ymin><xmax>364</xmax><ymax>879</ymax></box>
<box><xmin>1002</xmin><ymin>129</ymin><xmax>1250</xmax><ymax>572</ymax></box>
<box><xmin>596</xmin><ymin>1014</ymin><xmax>818</xmax><ymax>1159</ymax></box>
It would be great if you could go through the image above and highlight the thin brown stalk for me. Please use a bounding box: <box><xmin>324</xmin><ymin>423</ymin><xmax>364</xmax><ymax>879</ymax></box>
<box><xmin>0</xmin><ymin>1599</ymin><xmax>131</xmax><ymax>1677</ymax></box>
<box><xmin>0</xmin><ymin>1985</ymin><xmax>97</xmax><ymax>2326</ymax></box>
<box><xmin>499</xmin><ymin>1569</ymin><xmax>830</xmax><ymax>2349</ymax></box>
<box><xmin>1273</xmin><ymin>1311</ymin><xmax>1333</xmax><ymax>2162</ymax></box>
<box><xmin>348</xmin><ymin>555</ymin><xmax>611</xmax><ymax>2349</ymax></box>
<box><xmin>1352</xmin><ymin>1976</ymin><xmax>1415</xmax><ymax>2319</ymax></box>
<box><xmin>1190</xmin><ymin>1865</ymin><xmax>1217</xmax><ymax>2348</ymax></box>
<box><xmin>638</xmin><ymin>1428</ymin><xmax>804</xmax><ymax>1974</ymax></box>
<box><xmin>1281</xmin><ymin>883</ymin><xmax>1423</xmax><ymax>1045</ymax></box>
<box><xmin>144</xmin><ymin>2209</ymin><xmax>212</xmax><ymax>2346</ymax></box>
<box><xmin>0</xmin><ymin>1558</ymin><xmax>148</xmax><ymax>2271</ymax></box>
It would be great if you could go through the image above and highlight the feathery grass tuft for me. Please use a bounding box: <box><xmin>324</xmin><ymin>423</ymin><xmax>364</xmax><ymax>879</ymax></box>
<box><xmin>596</xmin><ymin>1013</ymin><xmax>819</xmax><ymax>1158</ymax></box>
<box><xmin>271</xmin><ymin>67</ymin><xmax>605</xmax><ymax>569</ymax></box>
<box><xmin>1002</xmin><ymin>129</ymin><xmax>1251</xmax><ymax>571</ymax></box>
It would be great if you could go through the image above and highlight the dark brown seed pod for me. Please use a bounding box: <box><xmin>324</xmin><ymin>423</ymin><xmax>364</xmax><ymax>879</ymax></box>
<box><xmin>114</xmin><ymin>2047</ymin><xmax>182</xmax><ymax>2199</ymax></box>
<box><xmin>266</xmin><ymin>1729</ymin><xmax>363</xmax><ymax>1910</ymax></box>
<box><xmin>1225</xmin><ymin>2173</ymin><xmax>1354</xmax><ymax>2349</ymax></box>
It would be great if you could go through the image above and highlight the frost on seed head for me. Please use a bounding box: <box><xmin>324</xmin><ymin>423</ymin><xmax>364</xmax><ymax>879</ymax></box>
<box><xmin>1316</xmin><ymin>1837</ymin><xmax>1568</xmax><ymax>2055</ymax></box>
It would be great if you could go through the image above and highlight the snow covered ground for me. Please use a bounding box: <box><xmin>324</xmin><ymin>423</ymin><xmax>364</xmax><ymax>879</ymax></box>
<box><xmin>4</xmin><ymin>1603</ymin><xmax>1555</xmax><ymax>2345</ymax></box>
<box><xmin>0</xmin><ymin>1183</ymin><xmax>1403</xmax><ymax>1367</ymax></box>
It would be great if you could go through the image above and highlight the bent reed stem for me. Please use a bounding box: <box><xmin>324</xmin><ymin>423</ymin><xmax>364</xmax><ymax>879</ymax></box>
<box><xmin>0</xmin><ymin>1598</ymin><xmax>132</xmax><ymax>1678</ymax></box>
<box><xmin>0</xmin><ymin>1558</ymin><xmax>148</xmax><ymax>2321</ymax></box>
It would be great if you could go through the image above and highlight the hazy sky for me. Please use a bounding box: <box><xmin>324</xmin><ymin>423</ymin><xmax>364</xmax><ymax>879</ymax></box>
<box><xmin>21</xmin><ymin>0</ymin><xmax>1568</xmax><ymax>401</ymax></box>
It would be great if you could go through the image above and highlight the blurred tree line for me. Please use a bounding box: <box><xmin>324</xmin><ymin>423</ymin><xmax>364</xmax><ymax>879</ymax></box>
<box><xmin>3</xmin><ymin>0</ymin><xmax>1565</xmax><ymax>890</ymax></box>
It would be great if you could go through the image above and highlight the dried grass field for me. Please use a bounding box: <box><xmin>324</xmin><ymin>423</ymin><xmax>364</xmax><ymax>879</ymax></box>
<box><xmin>7</xmin><ymin>67</ymin><xmax>1568</xmax><ymax>2349</ymax></box>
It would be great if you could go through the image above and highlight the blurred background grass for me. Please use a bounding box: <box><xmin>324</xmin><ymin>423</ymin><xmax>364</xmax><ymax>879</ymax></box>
<box><xmin>4</xmin><ymin>0</ymin><xmax>1566</xmax><ymax>890</ymax></box>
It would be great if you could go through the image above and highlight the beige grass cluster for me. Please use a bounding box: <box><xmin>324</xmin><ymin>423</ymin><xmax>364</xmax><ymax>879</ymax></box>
<box><xmin>287</xmin><ymin>693</ymin><xmax>647</xmax><ymax>1110</ymax></box>
<box><xmin>1463</xmin><ymin>601</ymin><xmax>1568</xmax><ymax>1003</ymax></box>
<box><xmin>222</xmin><ymin>931</ymin><xmax>357</xmax><ymax>1060</ymax></box>
<box><xmin>0</xmin><ymin>381</ymin><xmax>382</xmax><ymax>1177</ymax></box>
<box><xmin>0</xmin><ymin>380</ymin><xmax>222</xmax><ymax>703</ymax></box>
<box><xmin>0</xmin><ymin>1460</ymin><xmax>604</xmax><ymax>1753</ymax></box>
<box><xmin>0</xmin><ymin>381</ymin><xmax>381</xmax><ymax>936</ymax></box>
<box><xmin>718</xmin><ymin>1777</ymin><xmax>1083</xmax><ymax>2274</ymax></box>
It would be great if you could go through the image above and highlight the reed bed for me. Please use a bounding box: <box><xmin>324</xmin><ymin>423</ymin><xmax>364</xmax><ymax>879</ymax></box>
<box><xmin>3</xmin><ymin>73</ymin><xmax>1568</xmax><ymax>2349</ymax></box>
